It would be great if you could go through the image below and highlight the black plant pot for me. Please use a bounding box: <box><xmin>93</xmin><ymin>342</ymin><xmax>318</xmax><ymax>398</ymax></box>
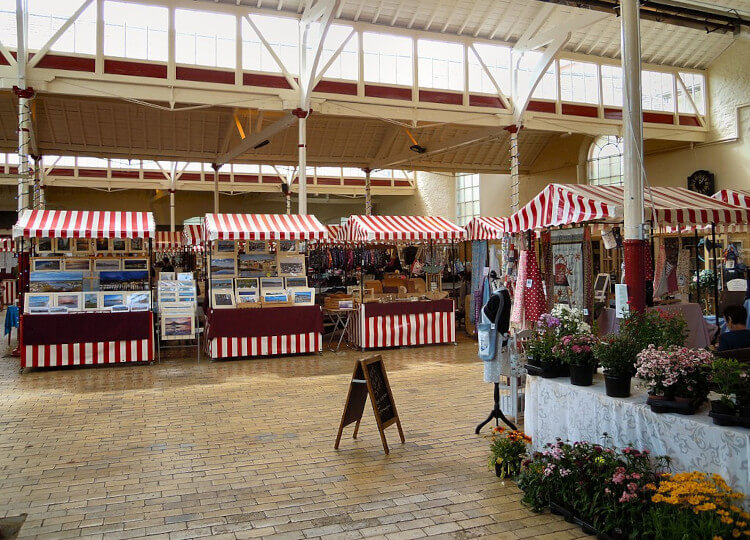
<box><xmin>711</xmin><ymin>399</ymin><xmax>737</xmax><ymax>416</ymax></box>
<box><xmin>559</xmin><ymin>363</ymin><xmax>570</xmax><ymax>377</ymax></box>
<box><xmin>740</xmin><ymin>405</ymin><xmax>750</xmax><ymax>419</ymax></box>
<box><xmin>569</xmin><ymin>364</ymin><xmax>594</xmax><ymax>386</ymax></box>
<box><xmin>527</xmin><ymin>354</ymin><xmax>541</xmax><ymax>368</ymax></box>
<box><xmin>604</xmin><ymin>374</ymin><xmax>631</xmax><ymax>398</ymax></box>
<box><xmin>540</xmin><ymin>360</ymin><xmax>560</xmax><ymax>378</ymax></box>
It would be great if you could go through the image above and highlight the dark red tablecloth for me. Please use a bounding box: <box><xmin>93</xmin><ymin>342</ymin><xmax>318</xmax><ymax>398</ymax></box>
<box><xmin>206</xmin><ymin>305</ymin><xmax>323</xmax><ymax>340</ymax></box>
<box><xmin>21</xmin><ymin>311</ymin><xmax>153</xmax><ymax>345</ymax></box>
<box><xmin>363</xmin><ymin>299</ymin><xmax>454</xmax><ymax>317</ymax></box>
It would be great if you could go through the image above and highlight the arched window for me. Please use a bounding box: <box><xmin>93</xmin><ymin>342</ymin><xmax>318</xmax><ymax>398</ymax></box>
<box><xmin>588</xmin><ymin>135</ymin><xmax>623</xmax><ymax>186</ymax></box>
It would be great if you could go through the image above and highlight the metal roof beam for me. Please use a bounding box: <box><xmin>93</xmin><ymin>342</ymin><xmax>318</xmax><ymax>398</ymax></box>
<box><xmin>215</xmin><ymin>112</ymin><xmax>297</xmax><ymax>166</ymax></box>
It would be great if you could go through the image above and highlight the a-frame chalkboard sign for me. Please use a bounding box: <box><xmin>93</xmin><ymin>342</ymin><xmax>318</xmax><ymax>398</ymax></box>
<box><xmin>334</xmin><ymin>355</ymin><xmax>404</xmax><ymax>455</ymax></box>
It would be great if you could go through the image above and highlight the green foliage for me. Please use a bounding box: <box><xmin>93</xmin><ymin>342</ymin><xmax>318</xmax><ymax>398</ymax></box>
<box><xmin>620</xmin><ymin>309</ymin><xmax>687</xmax><ymax>351</ymax></box>
<box><xmin>594</xmin><ymin>333</ymin><xmax>639</xmax><ymax>377</ymax></box>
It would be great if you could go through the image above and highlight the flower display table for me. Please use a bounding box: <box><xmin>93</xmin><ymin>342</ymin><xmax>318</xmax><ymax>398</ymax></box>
<box><xmin>524</xmin><ymin>374</ymin><xmax>749</xmax><ymax>495</ymax></box>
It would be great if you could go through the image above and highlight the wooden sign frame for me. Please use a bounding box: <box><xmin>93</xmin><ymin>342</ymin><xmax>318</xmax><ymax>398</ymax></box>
<box><xmin>334</xmin><ymin>355</ymin><xmax>404</xmax><ymax>455</ymax></box>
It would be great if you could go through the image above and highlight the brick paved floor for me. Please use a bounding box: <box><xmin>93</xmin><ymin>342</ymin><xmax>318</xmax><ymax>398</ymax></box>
<box><xmin>0</xmin><ymin>334</ymin><xmax>585</xmax><ymax>539</ymax></box>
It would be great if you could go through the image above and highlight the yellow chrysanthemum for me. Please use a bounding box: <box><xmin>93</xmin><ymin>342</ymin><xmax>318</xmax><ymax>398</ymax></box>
<box><xmin>721</xmin><ymin>516</ymin><xmax>735</xmax><ymax>525</ymax></box>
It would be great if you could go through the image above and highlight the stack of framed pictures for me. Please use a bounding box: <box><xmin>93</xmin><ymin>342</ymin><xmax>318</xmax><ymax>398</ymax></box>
<box><xmin>158</xmin><ymin>273</ymin><xmax>197</xmax><ymax>340</ymax></box>
<box><xmin>24</xmin><ymin>290</ymin><xmax>151</xmax><ymax>313</ymax></box>
<box><xmin>207</xmin><ymin>275</ymin><xmax>315</xmax><ymax>307</ymax></box>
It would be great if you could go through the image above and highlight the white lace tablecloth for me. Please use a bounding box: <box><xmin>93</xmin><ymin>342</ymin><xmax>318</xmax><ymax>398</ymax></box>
<box><xmin>525</xmin><ymin>374</ymin><xmax>750</xmax><ymax>496</ymax></box>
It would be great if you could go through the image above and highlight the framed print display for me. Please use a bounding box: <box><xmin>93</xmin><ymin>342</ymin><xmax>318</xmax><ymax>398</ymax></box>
<box><xmin>177</xmin><ymin>272</ymin><xmax>193</xmax><ymax>281</ymax></box>
<box><xmin>83</xmin><ymin>292</ymin><xmax>100</xmax><ymax>310</ymax></box>
<box><xmin>55</xmin><ymin>293</ymin><xmax>81</xmax><ymax>311</ymax></box>
<box><xmin>237</xmin><ymin>253</ymin><xmax>276</xmax><ymax>277</ymax></box>
<box><xmin>129</xmin><ymin>238</ymin><xmax>144</xmax><ymax>252</ymax></box>
<box><xmin>127</xmin><ymin>291</ymin><xmax>151</xmax><ymax>311</ymax></box>
<box><xmin>55</xmin><ymin>237</ymin><xmax>72</xmax><ymax>253</ymax></box>
<box><xmin>213</xmin><ymin>240</ymin><xmax>236</xmax><ymax>254</ymax></box>
<box><xmin>277</xmin><ymin>240</ymin><xmax>298</xmax><ymax>253</ymax></box>
<box><xmin>36</xmin><ymin>237</ymin><xmax>53</xmax><ymax>254</ymax></box>
<box><xmin>95</xmin><ymin>238</ymin><xmax>109</xmax><ymax>253</ymax></box>
<box><xmin>161</xmin><ymin>312</ymin><xmax>195</xmax><ymax>340</ymax></box>
<box><xmin>235</xmin><ymin>277</ymin><xmax>259</xmax><ymax>290</ymax></box>
<box><xmin>291</xmin><ymin>288</ymin><xmax>315</xmax><ymax>306</ymax></box>
<box><xmin>210</xmin><ymin>256</ymin><xmax>236</xmax><ymax>276</ymax></box>
<box><xmin>159</xmin><ymin>271</ymin><xmax>176</xmax><ymax>281</ymax></box>
<box><xmin>158</xmin><ymin>292</ymin><xmax>178</xmax><ymax>304</ymax></box>
<box><xmin>236</xmin><ymin>290</ymin><xmax>258</xmax><ymax>303</ymax></box>
<box><xmin>285</xmin><ymin>276</ymin><xmax>308</xmax><ymax>289</ymax></box>
<box><xmin>99</xmin><ymin>271</ymin><xmax>148</xmax><ymax>291</ymax></box>
<box><xmin>262</xmin><ymin>290</ymin><xmax>288</xmax><ymax>304</ymax></box>
<box><xmin>211</xmin><ymin>278</ymin><xmax>234</xmax><ymax>291</ymax></box>
<box><xmin>25</xmin><ymin>293</ymin><xmax>52</xmax><ymax>312</ymax></box>
<box><xmin>74</xmin><ymin>238</ymin><xmax>91</xmax><ymax>254</ymax></box>
<box><xmin>110</xmin><ymin>304</ymin><xmax>130</xmax><ymax>312</ymax></box>
<box><xmin>111</xmin><ymin>238</ymin><xmax>127</xmax><ymax>252</ymax></box>
<box><xmin>123</xmin><ymin>258</ymin><xmax>148</xmax><ymax>271</ymax></box>
<box><xmin>277</xmin><ymin>254</ymin><xmax>305</xmax><ymax>277</ymax></box>
<box><xmin>244</xmin><ymin>241</ymin><xmax>268</xmax><ymax>254</ymax></box>
<box><xmin>63</xmin><ymin>258</ymin><xmax>91</xmax><ymax>271</ymax></box>
<box><xmin>158</xmin><ymin>280</ymin><xmax>177</xmax><ymax>292</ymax></box>
<box><xmin>212</xmin><ymin>291</ymin><xmax>235</xmax><ymax>309</ymax></box>
<box><xmin>260</xmin><ymin>277</ymin><xmax>284</xmax><ymax>291</ymax></box>
<box><xmin>101</xmin><ymin>292</ymin><xmax>126</xmax><ymax>308</ymax></box>
<box><xmin>49</xmin><ymin>306</ymin><xmax>68</xmax><ymax>314</ymax></box>
<box><xmin>94</xmin><ymin>258</ymin><xmax>121</xmax><ymax>271</ymax></box>
<box><xmin>29</xmin><ymin>307</ymin><xmax>50</xmax><ymax>314</ymax></box>
<box><xmin>33</xmin><ymin>258</ymin><xmax>62</xmax><ymax>272</ymax></box>
<box><xmin>29</xmin><ymin>271</ymin><xmax>83</xmax><ymax>293</ymax></box>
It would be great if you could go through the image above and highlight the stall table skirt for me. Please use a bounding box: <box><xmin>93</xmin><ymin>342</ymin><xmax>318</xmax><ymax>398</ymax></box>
<box><xmin>524</xmin><ymin>374</ymin><xmax>749</xmax><ymax>495</ymax></box>
<box><xmin>2</xmin><ymin>279</ymin><xmax>17</xmax><ymax>306</ymax></box>
<box><xmin>350</xmin><ymin>300</ymin><xmax>456</xmax><ymax>350</ymax></box>
<box><xmin>20</xmin><ymin>311</ymin><xmax>155</xmax><ymax>369</ymax></box>
<box><xmin>204</xmin><ymin>305</ymin><xmax>324</xmax><ymax>360</ymax></box>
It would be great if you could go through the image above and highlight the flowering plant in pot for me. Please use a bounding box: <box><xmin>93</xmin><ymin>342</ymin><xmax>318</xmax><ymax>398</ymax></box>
<box><xmin>620</xmin><ymin>309</ymin><xmax>687</xmax><ymax>351</ymax></box>
<box><xmin>526</xmin><ymin>314</ymin><xmax>563</xmax><ymax>376</ymax></box>
<box><xmin>553</xmin><ymin>333</ymin><xmax>598</xmax><ymax>386</ymax></box>
<box><xmin>635</xmin><ymin>345</ymin><xmax>713</xmax><ymax>405</ymax></box>
<box><xmin>709</xmin><ymin>357</ymin><xmax>744</xmax><ymax>415</ymax></box>
<box><xmin>594</xmin><ymin>334</ymin><xmax>639</xmax><ymax>398</ymax></box>
<box><xmin>669</xmin><ymin>348</ymin><xmax>713</xmax><ymax>404</ymax></box>
<box><xmin>550</xmin><ymin>305</ymin><xmax>591</xmax><ymax>336</ymax></box>
<box><xmin>487</xmin><ymin>426</ymin><xmax>532</xmax><ymax>478</ymax></box>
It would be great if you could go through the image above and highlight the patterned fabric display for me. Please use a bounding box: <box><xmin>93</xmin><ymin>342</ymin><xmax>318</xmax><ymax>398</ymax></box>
<box><xmin>510</xmin><ymin>250</ymin><xmax>546</xmax><ymax>328</ymax></box>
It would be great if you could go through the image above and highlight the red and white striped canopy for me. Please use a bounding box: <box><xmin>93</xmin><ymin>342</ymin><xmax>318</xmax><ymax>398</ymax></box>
<box><xmin>182</xmin><ymin>224</ymin><xmax>204</xmax><ymax>246</ymax></box>
<box><xmin>311</xmin><ymin>224</ymin><xmax>344</xmax><ymax>245</ymax></box>
<box><xmin>0</xmin><ymin>237</ymin><xmax>14</xmax><ymax>252</ymax></box>
<box><xmin>464</xmin><ymin>217</ymin><xmax>508</xmax><ymax>240</ymax></box>
<box><xmin>339</xmin><ymin>215</ymin><xmax>465</xmax><ymax>243</ymax></box>
<box><xmin>13</xmin><ymin>210</ymin><xmax>155</xmax><ymax>239</ymax></box>
<box><xmin>204</xmin><ymin>214</ymin><xmax>327</xmax><ymax>241</ymax></box>
<box><xmin>713</xmin><ymin>189</ymin><xmax>750</xmax><ymax>208</ymax></box>
<box><xmin>506</xmin><ymin>184</ymin><xmax>750</xmax><ymax>232</ymax></box>
<box><xmin>154</xmin><ymin>231</ymin><xmax>183</xmax><ymax>251</ymax></box>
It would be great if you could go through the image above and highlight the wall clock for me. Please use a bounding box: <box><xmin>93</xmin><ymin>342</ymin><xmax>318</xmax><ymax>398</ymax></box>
<box><xmin>687</xmin><ymin>170</ymin><xmax>714</xmax><ymax>196</ymax></box>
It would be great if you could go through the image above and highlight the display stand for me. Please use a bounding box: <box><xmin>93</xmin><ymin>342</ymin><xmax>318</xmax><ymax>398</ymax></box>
<box><xmin>475</xmin><ymin>382</ymin><xmax>518</xmax><ymax>433</ymax></box>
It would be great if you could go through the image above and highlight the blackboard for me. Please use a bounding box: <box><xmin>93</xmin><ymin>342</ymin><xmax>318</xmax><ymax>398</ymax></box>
<box><xmin>334</xmin><ymin>355</ymin><xmax>404</xmax><ymax>454</ymax></box>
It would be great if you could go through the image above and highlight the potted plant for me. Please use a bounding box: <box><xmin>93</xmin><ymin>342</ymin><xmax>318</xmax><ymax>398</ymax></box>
<box><xmin>738</xmin><ymin>369</ymin><xmax>750</xmax><ymax>419</ymax></box>
<box><xmin>554</xmin><ymin>333</ymin><xmax>598</xmax><ymax>386</ymax></box>
<box><xmin>670</xmin><ymin>348</ymin><xmax>713</xmax><ymax>405</ymax></box>
<box><xmin>620</xmin><ymin>309</ymin><xmax>687</xmax><ymax>351</ymax></box>
<box><xmin>527</xmin><ymin>314</ymin><xmax>563</xmax><ymax>377</ymax></box>
<box><xmin>595</xmin><ymin>334</ymin><xmax>638</xmax><ymax>398</ymax></box>
<box><xmin>488</xmin><ymin>426</ymin><xmax>532</xmax><ymax>478</ymax></box>
<box><xmin>635</xmin><ymin>345</ymin><xmax>677</xmax><ymax>400</ymax></box>
<box><xmin>709</xmin><ymin>357</ymin><xmax>742</xmax><ymax>415</ymax></box>
<box><xmin>635</xmin><ymin>345</ymin><xmax>713</xmax><ymax>409</ymax></box>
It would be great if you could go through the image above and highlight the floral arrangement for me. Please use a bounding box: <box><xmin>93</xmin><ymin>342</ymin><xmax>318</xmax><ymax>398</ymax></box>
<box><xmin>550</xmin><ymin>305</ymin><xmax>591</xmax><ymax>336</ymax></box>
<box><xmin>635</xmin><ymin>345</ymin><xmax>714</xmax><ymax>400</ymax></box>
<box><xmin>525</xmin><ymin>314</ymin><xmax>561</xmax><ymax>365</ymax></box>
<box><xmin>621</xmin><ymin>309</ymin><xmax>687</xmax><ymax>351</ymax></box>
<box><xmin>645</xmin><ymin>472</ymin><xmax>749</xmax><ymax>539</ymax></box>
<box><xmin>488</xmin><ymin>427</ymin><xmax>532</xmax><ymax>478</ymax></box>
<box><xmin>552</xmin><ymin>333</ymin><xmax>598</xmax><ymax>367</ymax></box>
<box><xmin>594</xmin><ymin>333</ymin><xmax>640</xmax><ymax>377</ymax></box>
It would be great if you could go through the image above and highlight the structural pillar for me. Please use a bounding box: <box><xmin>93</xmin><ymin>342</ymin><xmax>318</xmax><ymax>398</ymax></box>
<box><xmin>363</xmin><ymin>168</ymin><xmax>372</xmax><ymax>215</ymax></box>
<box><xmin>293</xmin><ymin>108</ymin><xmax>310</xmax><ymax>214</ymax></box>
<box><xmin>211</xmin><ymin>163</ymin><xmax>220</xmax><ymax>214</ymax></box>
<box><xmin>620</xmin><ymin>0</ymin><xmax>647</xmax><ymax>312</ymax></box>
<box><xmin>169</xmin><ymin>162</ymin><xmax>177</xmax><ymax>232</ymax></box>
<box><xmin>507</xmin><ymin>127</ymin><xmax>520</xmax><ymax>213</ymax></box>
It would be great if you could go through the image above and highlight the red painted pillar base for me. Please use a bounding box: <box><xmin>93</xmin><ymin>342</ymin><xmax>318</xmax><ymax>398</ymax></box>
<box><xmin>624</xmin><ymin>239</ymin><xmax>647</xmax><ymax>312</ymax></box>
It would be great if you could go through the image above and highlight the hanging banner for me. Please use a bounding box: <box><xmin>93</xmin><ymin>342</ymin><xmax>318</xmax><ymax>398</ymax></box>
<box><xmin>551</xmin><ymin>228</ymin><xmax>585</xmax><ymax>310</ymax></box>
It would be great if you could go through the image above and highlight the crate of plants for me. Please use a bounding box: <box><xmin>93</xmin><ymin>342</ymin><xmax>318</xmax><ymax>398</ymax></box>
<box><xmin>635</xmin><ymin>345</ymin><xmax>713</xmax><ymax>415</ymax></box>
<box><xmin>709</xmin><ymin>357</ymin><xmax>750</xmax><ymax>427</ymax></box>
<box><xmin>523</xmin><ymin>309</ymin><xmax>591</xmax><ymax>378</ymax></box>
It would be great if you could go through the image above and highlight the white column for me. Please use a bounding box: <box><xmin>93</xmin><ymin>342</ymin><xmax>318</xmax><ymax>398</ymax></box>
<box><xmin>364</xmin><ymin>168</ymin><xmax>372</xmax><ymax>215</ymax></box>
<box><xmin>211</xmin><ymin>164</ymin><xmax>220</xmax><ymax>214</ymax></box>
<box><xmin>169</xmin><ymin>162</ymin><xmax>177</xmax><ymax>232</ymax></box>
<box><xmin>509</xmin><ymin>128</ymin><xmax>520</xmax><ymax>212</ymax></box>
<box><xmin>298</xmin><ymin>117</ymin><xmax>307</xmax><ymax>214</ymax></box>
<box><xmin>16</xmin><ymin>0</ymin><xmax>31</xmax><ymax>213</ymax></box>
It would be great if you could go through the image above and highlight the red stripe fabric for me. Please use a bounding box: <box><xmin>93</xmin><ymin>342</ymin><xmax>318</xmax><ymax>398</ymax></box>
<box><xmin>20</xmin><ymin>339</ymin><xmax>152</xmax><ymax>368</ymax></box>
<box><xmin>207</xmin><ymin>332</ymin><xmax>323</xmax><ymax>359</ymax></box>
<box><xmin>14</xmin><ymin>210</ymin><xmax>155</xmax><ymax>239</ymax></box>
<box><xmin>340</xmin><ymin>215</ymin><xmax>465</xmax><ymax>243</ymax></box>
<box><xmin>203</xmin><ymin>213</ymin><xmax>327</xmax><ymax>241</ymax></box>
<box><xmin>464</xmin><ymin>217</ymin><xmax>507</xmax><ymax>240</ymax></box>
<box><xmin>154</xmin><ymin>231</ymin><xmax>183</xmax><ymax>251</ymax></box>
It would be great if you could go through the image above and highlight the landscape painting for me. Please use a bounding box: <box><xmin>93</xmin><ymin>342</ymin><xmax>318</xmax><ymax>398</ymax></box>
<box><xmin>56</xmin><ymin>293</ymin><xmax>81</xmax><ymax>311</ymax></box>
<box><xmin>102</xmin><ymin>293</ymin><xmax>125</xmax><ymax>308</ymax></box>
<box><xmin>36</xmin><ymin>237</ymin><xmax>53</xmax><ymax>253</ymax></box>
<box><xmin>26</xmin><ymin>294</ymin><xmax>52</xmax><ymax>312</ymax></box>
<box><xmin>162</xmin><ymin>315</ymin><xmax>194</xmax><ymax>340</ymax></box>
<box><xmin>30</xmin><ymin>271</ymin><xmax>83</xmax><ymax>292</ymax></box>
<box><xmin>237</xmin><ymin>253</ymin><xmax>276</xmax><ymax>277</ymax></box>
<box><xmin>94</xmin><ymin>258</ymin><xmax>121</xmax><ymax>271</ymax></box>
<box><xmin>123</xmin><ymin>258</ymin><xmax>148</xmax><ymax>271</ymax></box>
<box><xmin>83</xmin><ymin>292</ymin><xmax>99</xmax><ymax>310</ymax></box>
<box><xmin>63</xmin><ymin>258</ymin><xmax>91</xmax><ymax>271</ymax></box>
<box><xmin>33</xmin><ymin>258</ymin><xmax>62</xmax><ymax>271</ymax></box>
<box><xmin>210</xmin><ymin>257</ymin><xmax>236</xmax><ymax>276</ymax></box>
<box><xmin>99</xmin><ymin>271</ymin><xmax>149</xmax><ymax>291</ymax></box>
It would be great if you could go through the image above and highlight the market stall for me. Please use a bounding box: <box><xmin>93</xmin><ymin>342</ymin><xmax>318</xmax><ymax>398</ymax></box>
<box><xmin>13</xmin><ymin>210</ymin><xmax>155</xmax><ymax>369</ymax></box>
<box><xmin>339</xmin><ymin>215</ymin><xmax>463</xmax><ymax>350</ymax></box>
<box><xmin>202</xmin><ymin>213</ymin><xmax>325</xmax><ymax>360</ymax></box>
<box><xmin>524</xmin><ymin>374</ymin><xmax>749</xmax><ymax>495</ymax></box>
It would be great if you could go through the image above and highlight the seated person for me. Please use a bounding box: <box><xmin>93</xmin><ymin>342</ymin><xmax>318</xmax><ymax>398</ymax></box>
<box><xmin>718</xmin><ymin>305</ymin><xmax>750</xmax><ymax>351</ymax></box>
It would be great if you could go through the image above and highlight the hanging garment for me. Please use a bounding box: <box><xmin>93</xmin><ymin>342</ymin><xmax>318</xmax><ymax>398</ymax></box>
<box><xmin>479</xmin><ymin>287</ymin><xmax>512</xmax><ymax>382</ymax></box>
<box><xmin>653</xmin><ymin>243</ymin><xmax>669</xmax><ymax>298</ymax></box>
<box><xmin>510</xmin><ymin>250</ymin><xmax>547</xmax><ymax>328</ymax></box>
<box><xmin>676</xmin><ymin>248</ymin><xmax>692</xmax><ymax>297</ymax></box>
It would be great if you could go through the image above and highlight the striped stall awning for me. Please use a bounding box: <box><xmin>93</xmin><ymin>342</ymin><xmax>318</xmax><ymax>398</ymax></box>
<box><xmin>204</xmin><ymin>214</ymin><xmax>327</xmax><ymax>241</ymax></box>
<box><xmin>13</xmin><ymin>210</ymin><xmax>155</xmax><ymax>239</ymax></box>
<box><xmin>339</xmin><ymin>215</ymin><xmax>465</xmax><ymax>243</ymax></box>
<box><xmin>713</xmin><ymin>189</ymin><xmax>750</xmax><ymax>208</ymax></box>
<box><xmin>0</xmin><ymin>237</ymin><xmax>14</xmax><ymax>252</ymax></box>
<box><xmin>506</xmin><ymin>184</ymin><xmax>750</xmax><ymax>232</ymax></box>
<box><xmin>154</xmin><ymin>231</ymin><xmax>183</xmax><ymax>251</ymax></box>
<box><xmin>182</xmin><ymin>224</ymin><xmax>204</xmax><ymax>246</ymax></box>
<box><xmin>464</xmin><ymin>217</ymin><xmax>508</xmax><ymax>240</ymax></box>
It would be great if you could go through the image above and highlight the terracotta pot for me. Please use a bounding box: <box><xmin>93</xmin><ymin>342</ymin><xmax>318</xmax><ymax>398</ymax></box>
<box><xmin>604</xmin><ymin>375</ymin><xmax>631</xmax><ymax>398</ymax></box>
<box><xmin>648</xmin><ymin>393</ymin><xmax>667</xmax><ymax>401</ymax></box>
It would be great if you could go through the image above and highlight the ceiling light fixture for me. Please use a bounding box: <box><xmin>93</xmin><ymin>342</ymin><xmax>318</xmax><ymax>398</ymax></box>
<box><xmin>405</xmin><ymin>129</ymin><xmax>427</xmax><ymax>153</ymax></box>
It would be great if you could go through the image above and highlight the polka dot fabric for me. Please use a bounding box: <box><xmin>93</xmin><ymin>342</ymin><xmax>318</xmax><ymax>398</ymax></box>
<box><xmin>510</xmin><ymin>250</ymin><xmax>547</xmax><ymax>328</ymax></box>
